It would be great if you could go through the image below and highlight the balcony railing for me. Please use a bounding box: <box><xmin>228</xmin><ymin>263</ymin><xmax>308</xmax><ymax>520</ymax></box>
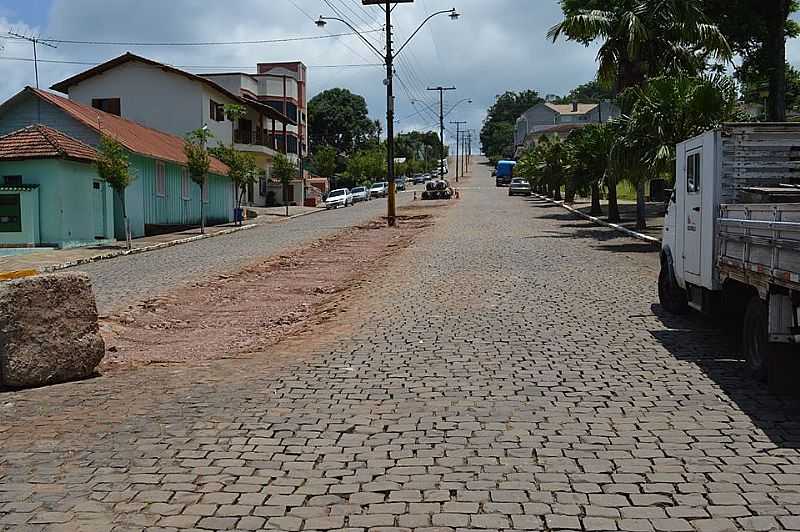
<box><xmin>234</xmin><ymin>130</ymin><xmax>279</xmax><ymax>151</ymax></box>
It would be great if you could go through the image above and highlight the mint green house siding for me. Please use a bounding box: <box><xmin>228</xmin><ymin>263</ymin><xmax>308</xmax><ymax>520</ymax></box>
<box><xmin>117</xmin><ymin>155</ymin><xmax>233</xmax><ymax>240</ymax></box>
<box><xmin>0</xmin><ymin>159</ymin><xmax>114</xmax><ymax>248</ymax></box>
<box><xmin>0</xmin><ymin>186</ymin><xmax>39</xmax><ymax>246</ymax></box>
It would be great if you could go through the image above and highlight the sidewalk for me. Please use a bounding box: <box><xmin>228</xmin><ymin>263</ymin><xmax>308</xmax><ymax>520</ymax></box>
<box><xmin>0</xmin><ymin>207</ymin><xmax>325</xmax><ymax>276</ymax></box>
<box><xmin>538</xmin><ymin>195</ymin><xmax>666</xmax><ymax>242</ymax></box>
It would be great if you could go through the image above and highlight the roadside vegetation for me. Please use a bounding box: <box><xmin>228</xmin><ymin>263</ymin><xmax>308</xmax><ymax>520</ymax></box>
<box><xmin>308</xmin><ymin>88</ymin><xmax>446</xmax><ymax>190</ymax></box>
<box><xmin>485</xmin><ymin>0</ymin><xmax>798</xmax><ymax>230</ymax></box>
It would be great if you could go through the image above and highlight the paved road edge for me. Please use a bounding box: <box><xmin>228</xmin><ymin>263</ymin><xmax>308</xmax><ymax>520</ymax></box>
<box><xmin>532</xmin><ymin>193</ymin><xmax>661</xmax><ymax>245</ymax></box>
<box><xmin>35</xmin><ymin>208</ymin><xmax>326</xmax><ymax>274</ymax></box>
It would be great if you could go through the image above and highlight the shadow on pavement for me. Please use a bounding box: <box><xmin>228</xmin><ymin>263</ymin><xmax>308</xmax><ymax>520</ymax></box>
<box><xmin>650</xmin><ymin>303</ymin><xmax>800</xmax><ymax>449</ymax></box>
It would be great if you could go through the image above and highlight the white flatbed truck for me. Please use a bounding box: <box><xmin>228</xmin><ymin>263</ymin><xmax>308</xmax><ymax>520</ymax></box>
<box><xmin>659</xmin><ymin>123</ymin><xmax>800</xmax><ymax>388</ymax></box>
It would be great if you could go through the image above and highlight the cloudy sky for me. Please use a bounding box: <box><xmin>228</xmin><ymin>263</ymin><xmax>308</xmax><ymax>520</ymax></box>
<box><xmin>1</xmin><ymin>0</ymin><xmax>799</xmax><ymax>151</ymax></box>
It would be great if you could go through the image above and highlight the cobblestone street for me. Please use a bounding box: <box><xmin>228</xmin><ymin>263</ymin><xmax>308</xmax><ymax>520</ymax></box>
<box><xmin>2</xmin><ymin>163</ymin><xmax>800</xmax><ymax>532</ymax></box>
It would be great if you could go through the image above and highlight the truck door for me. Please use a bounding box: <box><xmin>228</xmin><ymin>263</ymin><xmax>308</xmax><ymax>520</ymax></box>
<box><xmin>684</xmin><ymin>149</ymin><xmax>703</xmax><ymax>276</ymax></box>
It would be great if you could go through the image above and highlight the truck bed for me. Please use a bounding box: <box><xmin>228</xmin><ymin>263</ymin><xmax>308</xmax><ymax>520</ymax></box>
<box><xmin>718</xmin><ymin>203</ymin><xmax>800</xmax><ymax>291</ymax></box>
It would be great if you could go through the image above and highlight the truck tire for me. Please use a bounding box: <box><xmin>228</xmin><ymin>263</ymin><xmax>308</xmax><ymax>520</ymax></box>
<box><xmin>658</xmin><ymin>261</ymin><xmax>688</xmax><ymax>315</ymax></box>
<box><xmin>742</xmin><ymin>296</ymin><xmax>770</xmax><ymax>382</ymax></box>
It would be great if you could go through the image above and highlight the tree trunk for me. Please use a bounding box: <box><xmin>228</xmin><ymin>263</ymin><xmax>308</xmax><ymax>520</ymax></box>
<box><xmin>553</xmin><ymin>185</ymin><xmax>562</xmax><ymax>201</ymax></box>
<box><xmin>565</xmin><ymin>179</ymin><xmax>576</xmax><ymax>204</ymax></box>
<box><xmin>283</xmin><ymin>183</ymin><xmax>289</xmax><ymax>217</ymax></box>
<box><xmin>200</xmin><ymin>181</ymin><xmax>206</xmax><ymax>234</ymax></box>
<box><xmin>636</xmin><ymin>180</ymin><xmax>647</xmax><ymax>230</ymax></box>
<box><xmin>607</xmin><ymin>174</ymin><xmax>621</xmax><ymax>223</ymax></box>
<box><xmin>590</xmin><ymin>183</ymin><xmax>603</xmax><ymax>216</ymax></box>
<box><xmin>119</xmin><ymin>189</ymin><xmax>131</xmax><ymax>250</ymax></box>
<box><xmin>766</xmin><ymin>1</ymin><xmax>789</xmax><ymax>121</ymax></box>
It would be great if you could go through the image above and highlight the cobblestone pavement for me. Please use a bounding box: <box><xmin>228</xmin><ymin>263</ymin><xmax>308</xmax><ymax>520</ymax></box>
<box><xmin>2</xmin><ymin>162</ymin><xmax>800</xmax><ymax>532</ymax></box>
<box><xmin>75</xmin><ymin>194</ymin><xmax>411</xmax><ymax>314</ymax></box>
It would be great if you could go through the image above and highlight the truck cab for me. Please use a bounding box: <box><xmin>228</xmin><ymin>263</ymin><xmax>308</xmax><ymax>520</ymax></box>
<box><xmin>660</xmin><ymin>124</ymin><xmax>800</xmax><ymax>388</ymax></box>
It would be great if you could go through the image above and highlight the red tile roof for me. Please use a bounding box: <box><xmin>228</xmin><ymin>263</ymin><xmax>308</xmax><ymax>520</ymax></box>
<box><xmin>27</xmin><ymin>88</ymin><xmax>229</xmax><ymax>175</ymax></box>
<box><xmin>0</xmin><ymin>124</ymin><xmax>98</xmax><ymax>162</ymax></box>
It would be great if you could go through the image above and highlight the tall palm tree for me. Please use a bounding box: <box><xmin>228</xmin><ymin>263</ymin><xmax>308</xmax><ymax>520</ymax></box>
<box><xmin>565</xmin><ymin>124</ymin><xmax>614</xmax><ymax>216</ymax></box>
<box><xmin>548</xmin><ymin>0</ymin><xmax>732</xmax><ymax>94</ymax></box>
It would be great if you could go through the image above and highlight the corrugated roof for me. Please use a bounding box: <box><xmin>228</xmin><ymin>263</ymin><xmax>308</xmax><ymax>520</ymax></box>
<box><xmin>544</xmin><ymin>103</ymin><xmax>598</xmax><ymax>115</ymax></box>
<box><xmin>0</xmin><ymin>124</ymin><xmax>98</xmax><ymax>162</ymax></box>
<box><xmin>50</xmin><ymin>52</ymin><xmax>295</xmax><ymax>125</ymax></box>
<box><xmin>25</xmin><ymin>88</ymin><xmax>228</xmax><ymax>175</ymax></box>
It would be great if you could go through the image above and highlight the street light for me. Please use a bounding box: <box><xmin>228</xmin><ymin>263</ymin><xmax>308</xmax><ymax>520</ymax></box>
<box><xmin>316</xmin><ymin>4</ymin><xmax>460</xmax><ymax>226</ymax></box>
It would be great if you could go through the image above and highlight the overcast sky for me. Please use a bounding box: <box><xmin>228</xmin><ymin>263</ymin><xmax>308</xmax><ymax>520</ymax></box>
<box><xmin>1</xmin><ymin>0</ymin><xmax>799</xmax><ymax>151</ymax></box>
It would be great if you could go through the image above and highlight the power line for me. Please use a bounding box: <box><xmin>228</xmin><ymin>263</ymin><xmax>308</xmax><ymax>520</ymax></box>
<box><xmin>0</xmin><ymin>56</ymin><xmax>382</xmax><ymax>70</ymax></box>
<box><xmin>0</xmin><ymin>29</ymin><xmax>381</xmax><ymax>47</ymax></box>
<box><xmin>288</xmin><ymin>0</ymin><xmax>375</xmax><ymax>64</ymax></box>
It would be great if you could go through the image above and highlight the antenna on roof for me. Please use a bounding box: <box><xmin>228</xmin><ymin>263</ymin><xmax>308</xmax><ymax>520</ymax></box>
<box><xmin>7</xmin><ymin>30</ymin><xmax>57</xmax><ymax>89</ymax></box>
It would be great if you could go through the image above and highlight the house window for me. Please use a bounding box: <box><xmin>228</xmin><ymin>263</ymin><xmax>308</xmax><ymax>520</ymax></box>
<box><xmin>0</xmin><ymin>194</ymin><xmax>21</xmax><ymax>232</ymax></box>
<box><xmin>209</xmin><ymin>100</ymin><xmax>225</xmax><ymax>122</ymax></box>
<box><xmin>91</xmin><ymin>98</ymin><xmax>121</xmax><ymax>116</ymax></box>
<box><xmin>687</xmin><ymin>152</ymin><xmax>701</xmax><ymax>193</ymax></box>
<box><xmin>181</xmin><ymin>168</ymin><xmax>191</xmax><ymax>200</ymax></box>
<box><xmin>203</xmin><ymin>176</ymin><xmax>209</xmax><ymax>203</ymax></box>
<box><xmin>155</xmin><ymin>161</ymin><xmax>166</xmax><ymax>197</ymax></box>
<box><xmin>3</xmin><ymin>176</ymin><xmax>22</xmax><ymax>186</ymax></box>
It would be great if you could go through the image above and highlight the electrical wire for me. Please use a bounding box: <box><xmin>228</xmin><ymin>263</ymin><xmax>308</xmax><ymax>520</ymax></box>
<box><xmin>0</xmin><ymin>56</ymin><xmax>382</xmax><ymax>70</ymax></box>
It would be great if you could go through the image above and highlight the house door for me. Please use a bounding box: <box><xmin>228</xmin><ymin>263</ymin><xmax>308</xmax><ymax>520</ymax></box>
<box><xmin>683</xmin><ymin>149</ymin><xmax>703</xmax><ymax>276</ymax></box>
<box><xmin>92</xmin><ymin>181</ymin><xmax>106</xmax><ymax>238</ymax></box>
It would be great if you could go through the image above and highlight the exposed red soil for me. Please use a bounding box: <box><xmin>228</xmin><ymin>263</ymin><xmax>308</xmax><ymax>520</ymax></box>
<box><xmin>99</xmin><ymin>205</ymin><xmax>446</xmax><ymax>375</ymax></box>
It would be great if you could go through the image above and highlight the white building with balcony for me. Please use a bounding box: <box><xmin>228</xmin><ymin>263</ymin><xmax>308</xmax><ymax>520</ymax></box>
<box><xmin>50</xmin><ymin>53</ymin><xmax>303</xmax><ymax>207</ymax></box>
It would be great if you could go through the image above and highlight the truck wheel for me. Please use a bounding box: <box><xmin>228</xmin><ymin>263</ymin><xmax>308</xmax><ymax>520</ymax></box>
<box><xmin>742</xmin><ymin>296</ymin><xmax>770</xmax><ymax>382</ymax></box>
<box><xmin>658</xmin><ymin>262</ymin><xmax>688</xmax><ymax>314</ymax></box>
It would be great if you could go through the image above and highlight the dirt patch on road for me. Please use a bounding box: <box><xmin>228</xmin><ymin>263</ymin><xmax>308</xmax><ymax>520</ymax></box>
<box><xmin>99</xmin><ymin>203</ymin><xmax>447</xmax><ymax>374</ymax></box>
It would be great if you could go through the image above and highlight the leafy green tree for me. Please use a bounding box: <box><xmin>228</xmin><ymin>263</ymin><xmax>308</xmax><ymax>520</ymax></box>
<box><xmin>480</xmin><ymin>91</ymin><xmax>543</xmax><ymax>158</ymax></box>
<box><xmin>224</xmin><ymin>103</ymin><xmax>247</xmax><ymax>142</ymax></box>
<box><xmin>308</xmin><ymin>88</ymin><xmax>380</xmax><ymax>156</ymax></box>
<box><xmin>553</xmin><ymin>80</ymin><xmax>616</xmax><ymax>104</ymax></box>
<box><xmin>517</xmin><ymin>135</ymin><xmax>570</xmax><ymax>201</ymax></box>
<box><xmin>313</xmin><ymin>146</ymin><xmax>337</xmax><ymax>181</ymax></box>
<box><xmin>549</xmin><ymin>0</ymin><xmax>731</xmax><ymax>99</ymax></box>
<box><xmin>741</xmin><ymin>63</ymin><xmax>800</xmax><ymax>118</ymax></box>
<box><xmin>96</xmin><ymin>135</ymin><xmax>135</xmax><ymax>248</ymax></box>
<box><xmin>703</xmin><ymin>0</ymin><xmax>798</xmax><ymax>121</ymax></box>
<box><xmin>272</xmin><ymin>153</ymin><xmax>297</xmax><ymax>217</ymax></box>
<box><xmin>210</xmin><ymin>145</ymin><xmax>258</xmax><ymax>224</ymax></box>
<box><xmin>184</xmin><ymin>127</ymin><xmax>213</xmax><ymax>234</ymax></box>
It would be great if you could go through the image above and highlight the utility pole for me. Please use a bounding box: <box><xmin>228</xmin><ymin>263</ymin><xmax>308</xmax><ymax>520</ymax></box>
<box><xmin>427</xmin><ymin>86</ymin><xmax>456</xmax><ymax>180</ymax></box>
<box><xmin>384</xmin><ymin>1</ymin><xmax>397</xmax><ymax>227</ymax></box>
<box><xmin>8</xmin><ymin>32</ymin><xmax>56</xmax><ymax>89</ymax></box>
<box><xmin>450</xmin><ymin>121</ymin><xmax>466</xmax><ymax>182</ymax></box>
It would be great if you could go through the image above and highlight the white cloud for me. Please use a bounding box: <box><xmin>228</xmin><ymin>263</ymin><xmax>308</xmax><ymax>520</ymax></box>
<box><xmin>0</xmin><ymin>0</ymin><xmax>606</xmax><ymax>151</ymax></box>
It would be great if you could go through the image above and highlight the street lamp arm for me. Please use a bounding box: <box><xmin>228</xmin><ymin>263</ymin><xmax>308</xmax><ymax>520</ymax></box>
<box><xmin>318</xmin><ymin>15</ymin><xmax>385</xmax><ymax>61</ymax></box>
<box><xmin>395</xmin><ymin>9</ymin><xmax>458</xmax><ymax>58</ymax></box>
<box><xmin>444</xmin><ymin>98</ymin><xmax>473</xmax><ymax>118</ymax></box>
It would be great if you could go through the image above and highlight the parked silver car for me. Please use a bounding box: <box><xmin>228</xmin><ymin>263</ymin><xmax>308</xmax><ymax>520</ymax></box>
<box><xmin>351</xmin><ymin>186</ymin><xmax>369</xmax><ymax>203</ymax></box>
<box><xmin>508</xmin><ymin>178</ymin><xmax>532</xmax><ymax>197</ymax></box>
<box><xmin>370</xmin><ymin>182</ymin><xmax>388</xmax><ymax>198</ymax></box>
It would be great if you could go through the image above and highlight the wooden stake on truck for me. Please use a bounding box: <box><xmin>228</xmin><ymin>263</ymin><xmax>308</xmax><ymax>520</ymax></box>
<box><xmin>659</xmin><ymin>123</ymin><xmax>800</xmax><ymax>390</ymax></box>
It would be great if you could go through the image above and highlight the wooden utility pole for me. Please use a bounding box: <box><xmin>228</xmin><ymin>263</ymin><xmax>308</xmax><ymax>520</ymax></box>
<box><xmin>427</xmin><ymin>86</ymin><xmax>456</xmax><ymax>179</ymax></box>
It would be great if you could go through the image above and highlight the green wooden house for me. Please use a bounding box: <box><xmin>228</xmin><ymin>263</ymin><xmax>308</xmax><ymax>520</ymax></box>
<box><xmin>0</xmin><ymin>88</ymin><xmax>233</xmax><ymax>248</ymax></box>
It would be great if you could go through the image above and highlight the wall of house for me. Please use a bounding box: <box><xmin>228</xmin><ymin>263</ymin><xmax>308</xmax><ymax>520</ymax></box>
<box><xmin>128</xmin><ymin>154</ymin><xmax>234</xmax><ymax>232</ymax></box>
<box><xmin>0</xmin><ymin>94</ymin><xmax>102</xmax><ymax>146</ymax></box>
<box><xmin>0</xmin><ymin>188</ymin><xmax>39</xmax><ymax>246</ymax></box>
<box><xmin>0</xmin><ymin>159</ymin><xmax>114</xmax><ymax>247</ymax></box>
<box><xmin>66</xmin><ymin>62</ymin><xmax>238</xmax><ymax>148</ymax></box>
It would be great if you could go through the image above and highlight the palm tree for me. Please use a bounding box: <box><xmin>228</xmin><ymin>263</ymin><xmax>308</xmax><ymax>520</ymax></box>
<box><xmin>548</xmin><ymin>0</ymin><xmax>731</xmax><ymax>95</ymax></box>
<box><xmin>565</xmin><ymin>124</ymin><xmax>614</xmax><ymax>216</ymax></box>
<box><xmin>610</xmin><ymin>74</ymin><xmax>745</xmax><ymax>229</ymax></box>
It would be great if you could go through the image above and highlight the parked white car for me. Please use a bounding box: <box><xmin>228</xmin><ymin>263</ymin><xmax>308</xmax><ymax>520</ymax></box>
<box><xmin>325</xmin><ymin>188</ymin><xmax>353</xmax><ymax>209</ymax></box>
<box><xmin>351</xmin><ymin>186</ymin><xmax>369</xmax><ymax>203</ymax></box>
<box><xmin>370</xmin><ymin>182</ymin><xmax>388</xmax><ymax>198</ymax></box>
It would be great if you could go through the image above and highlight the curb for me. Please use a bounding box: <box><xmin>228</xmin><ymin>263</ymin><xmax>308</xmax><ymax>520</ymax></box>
<box><xmin>0</xmin><ymin>269</ymin><xmax>38</xmax><ymax>281</ymax></box>
<box><xmin>37</xmin><ymin>223</ymin><xmax>260</xmax><ymax>274</ymax></box>
<box><xmin>532</xmin><ymin>193</ymin><xmax>661</xmax><ymax>245</ymax></box>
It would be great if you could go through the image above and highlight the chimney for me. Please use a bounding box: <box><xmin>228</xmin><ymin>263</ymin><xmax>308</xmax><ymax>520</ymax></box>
<box><xmin>572</xmin><ymin>101</ymin><xmax>579</xmax><ymax>113</ymax></box>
